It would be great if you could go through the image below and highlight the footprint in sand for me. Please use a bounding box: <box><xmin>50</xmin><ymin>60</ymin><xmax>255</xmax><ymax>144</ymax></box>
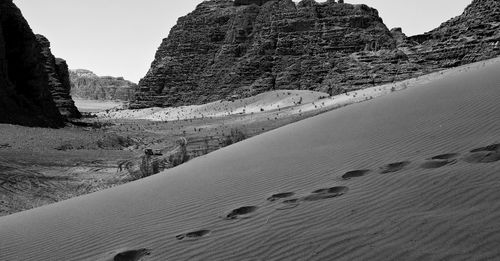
<box><xmin>379</xmin><ymin>161</ymin><xmax>411</xmax><ymax>174</ymax></box>
<box><xmin>464</xmin><ymin>151</ymin><xmax>500</xmax><ymax>164</ymax></box>
<box><xmin>464</xmin><ymin>144</ymin><xmax>500</xmax><ymax>164</ymax></box>
<box><xmin>470</xmin><ymin>143</ymin><xmax>500</xmax><ymax>153</ymax></box>
<box><xmin>276</xmin><ymin>198</ymin><xmax>301</xmax><ymax>210</ymax></box>
<box><xmin>113</xmin><ymin>248</ymin><xmax>151</xmax><ymax>261</ymax></box>
<box><xmin>225</xmin><ymin>206</ymin><xmax>259</xmax><ymax>220</ymax></box>
<box><xmin>267</xmin><ymin>192</ymin><xmax>295</xmax><ymax>202</ymax></box>
<box><xmin>421</xmin><ymin>154</ymin><xmax>459</xmax><ymax>169</ymax></box>
<box><xmin>176</xmin><ymin>229</ymin><xmax>211</xmax><ymax>241</ymax></box>
<box><xmin>276</xmin><ymin>187</ymin><xmax>349</xmax><ymax>209</ymax></box>
<box><xmin>342</xmin><ymin>169</ymin><xmax>371</xmax><ymax>180</ymax></box>
<box><xmin>301</xmin><ymin>186</ymin><xmax>349</xmax><ymax>202</ymax></box>
<box><xmin>430</xmin><ymin>153</ymin><xmax>460</xmax><ymax>160</ymax></box>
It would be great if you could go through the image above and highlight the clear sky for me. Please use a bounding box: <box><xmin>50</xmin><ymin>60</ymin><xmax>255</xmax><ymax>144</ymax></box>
<box><xmin>14</xmin><ymin>0</ymin><xmax>472</xmax><ymax>83</ymax></box>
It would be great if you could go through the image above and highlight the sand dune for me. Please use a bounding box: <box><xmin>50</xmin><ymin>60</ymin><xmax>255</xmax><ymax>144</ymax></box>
<box><xmin>1</xmin><ymin>57</ymin><xmax>500</xmax><ymax>260</ymax></box>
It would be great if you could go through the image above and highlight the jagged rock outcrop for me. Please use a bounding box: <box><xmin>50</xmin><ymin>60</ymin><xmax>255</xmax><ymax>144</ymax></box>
<box><xmin>390</xmin><ymin>28</ymin><xmax>408</xmax><ymax>46</ymax></box>
<box><xmin>234</xmin><ymin>0</ymin><xmax>273</xmax><ymax>6</ymax></box>
<box><xmin>69</xmin><ymin>69</ymin><xmax>137</xmax><ymax>101</ymax></box>
<box><xmin>36</xmin><ymin>35</ymin><xmax>81</xmax><ymax>119</ymax></box>
<box><xmin>134</xmin><ymin>0</ymin><xmax>500</xmax><ymax>108</ymax></box>
<box><xmin>0</xmin><ymin>0</ymin><xmax>64</xmax><ymax>127</ymax></box>
<box><xmin>406</xmin><ymin>0</ymin><xmax>500</xmax><ymax>68</ymax></box>
<box><xmin>134</xmin><ymin>0</ymin><xmax>395</xmax><ymax>107</ymax></box>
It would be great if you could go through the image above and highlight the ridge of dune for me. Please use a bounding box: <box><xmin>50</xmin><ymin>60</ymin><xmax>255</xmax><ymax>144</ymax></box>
<box><xmin>0</xmin><ymin>57</ymin><xmax>500</xmax><ymax>260</ymax></box>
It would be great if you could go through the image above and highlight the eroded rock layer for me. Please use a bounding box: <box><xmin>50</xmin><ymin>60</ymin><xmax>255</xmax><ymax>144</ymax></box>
<box><xmin>70</xmin><ymin>69</ymin><xmax>137</xmax><ymax>101</ymax></box>
<box><xmin>134</xmin><ymin>0</ymin><xmax>500</xmax><ymax>108</ymax></box>
<box><xmin>0</xmin><ymin>0</ymin><xmax>64</xmax><ymax>127</ymax></box>
<box><xmin>36</xmin><ymin>35</ymin><xmax>81</xmax><ymax>119</ymax></box>
<box><xmin>407</xmin><ymin>0</ymin><xmax>500</xmax><ymax>68</ymax></box>
<box><xmin>134</xmin><ymin>0</ymin><xmax>395</xmax><ymax>107</ymax></box>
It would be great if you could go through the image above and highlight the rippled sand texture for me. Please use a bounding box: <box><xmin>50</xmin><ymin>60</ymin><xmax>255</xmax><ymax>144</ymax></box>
<box><xmin>1</xmin><ymin>58</ymin><xmax>499</xmax><ymax>260</ymax></box>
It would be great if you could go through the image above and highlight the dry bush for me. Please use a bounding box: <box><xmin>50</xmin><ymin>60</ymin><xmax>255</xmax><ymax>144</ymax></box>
<box><xmin>168</xmin><ymin>138</ymin><xmax>190</xmax><ymax>167</ymax></box>
<box><xmin>220</xmin><ymin>128</ymin><xmax>248</xmax><ymax>147</ymax></box>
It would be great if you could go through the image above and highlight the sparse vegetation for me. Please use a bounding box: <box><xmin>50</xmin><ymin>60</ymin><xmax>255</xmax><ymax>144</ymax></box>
<box><xmin>0</xmin><ymin>89</ymin><xmax>360</xmax><ymax>216</ymax></box>
<box><xmin>55</xmin><ymin>143</ymin><xmax>74</xmax><ymax>151</ymax></box>
<box><xmin>220</xmin><ymin>128</ymin><xmax>248</xmax><ymax>147</ymax></box>
<box><xmin>70</xmin><ymin>120</ymin><xmax>114</xmax><ymax>129</ymax></box>
<box><xmin>168</xmin><ymin>138</ymin><xmax>190</xmax><ymax>167</ymax></box>
<box><xmin>137</xmin><ymin>154</ymin><xmax>161</xmax><ymax>178</ymax></box>
<box><xmin>96</xmin><ymin>135</ymin><xmax>134</xmax><ymax>149</ymax></box>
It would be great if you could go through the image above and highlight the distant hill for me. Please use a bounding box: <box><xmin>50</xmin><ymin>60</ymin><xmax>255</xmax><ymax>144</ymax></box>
<box><xmin>70</xmin><ymin>69</ymin><xmax>137</xmax><ymax>101</ymax></box>
<box><xmin>133</xmin><ymin>0</ymin><xmax>500</xmax><ymax>108</ymax></box>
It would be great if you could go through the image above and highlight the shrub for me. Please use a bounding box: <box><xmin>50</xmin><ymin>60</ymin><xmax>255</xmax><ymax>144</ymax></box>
<box><xmin>168</xmin><ymin>138</ymin><xmax>190</xmax><ymax>167</ymax></box>
<box><xmin>131</xmin><ymin>155</ymin><xmax>164</xmax><ymax>180</ymax></box>
<box><xmin>220</xmin><ymin>128</ymin><xmax>248</xmax><ymax>147</ymax></box>
<box><xmin>55</xmin><ymin>144</ymin><xmax>74</xmax><ymax>151</ymax></box>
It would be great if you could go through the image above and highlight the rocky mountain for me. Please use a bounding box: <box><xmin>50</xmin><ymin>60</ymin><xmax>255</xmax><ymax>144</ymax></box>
<box><xmin>133</xmin><ymin>0</ymin><xmax>500</xmax><ymax>108</ymax></box>
<box><xmin>407</xmin><ymin>0</ymin><xmax>500</xmax><ymax>67</ymax></box>
<box><xmin>70</xmin><ymin>69</ymin><xmax>137</xmax><ymax>101</ymax></box>
<box><xmin>134</xmin><ymin>0</ymin><xmax>395</xmax><ymax>107</ymax></box>
<box><xmin>0</xmin><ymin>0</ymin><xmax>65</xmax><ymax>127</ymax></box>
<box><xmin>36</xmin><ymin>35</ymin><xmax>81</xmax><ymax>119</ymax></box>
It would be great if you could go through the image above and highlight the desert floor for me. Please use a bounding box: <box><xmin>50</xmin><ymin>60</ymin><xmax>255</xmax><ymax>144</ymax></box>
<box><xmin>0</xmin><ymin>85</ymin><xmax>379</xmax><ymax>215</ymax></box>
<box><xmin>73</xmin><ymin>99</ymin><xmax>126</xmax><ymax>113</ymax></box>
<box><xmin>0</xmin><ymin>64</ymin><xmax>420</xmax><ymax>216</ymax></box>
<box><xmin>0</xmin><ymin>57</ymin><xmax>498</xmax><ymax>260</ymax></box>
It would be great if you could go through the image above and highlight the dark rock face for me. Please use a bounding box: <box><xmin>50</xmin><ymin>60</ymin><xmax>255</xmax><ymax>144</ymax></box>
<box><xmin>0</xmin><ymin>0</ymin><xmax>64</xmax><ymax>127</ymax></box>
<box><xmin>36</xmin><ymin>35</ymin><xmax>81</xmax><ymax>119</ymax></box>
<box><xmin>70</xmin><ymin>69</ymin><xmax>137</xmax><ymax>101</ymax></box>
<box><xmin>134</xmin><ymin>0</ymin><xmax>500</xmax><ymax>108</ymax></box>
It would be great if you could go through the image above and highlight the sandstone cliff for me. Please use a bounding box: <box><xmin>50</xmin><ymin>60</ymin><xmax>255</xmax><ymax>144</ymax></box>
<box><xmin>70</xmin><ymin>69</ymin><xmax>137</xmax><ymax>101</ymax></box>
<box><xmin>134</xmin><ymin>0</ymin><xmax>395</xmax><ymax>107</ymax></box>
<box><xmin>0</xmin><ymin>0</ymin><xmax>64</xmax><ymax>127</ymax></box>
<box><xmin>36</xmin><ymin>35</ymin><xmax>81</xmax><ymax>119</ymax></box>
<box><xmin>407</xmin><ymin>0</ymin><xmax>500</xmax><ymax>68</ymax></box>
<box><xmin>134</xmin><ymin>0</ymin><xmax>500</xmax><ymax>108</ymax></box>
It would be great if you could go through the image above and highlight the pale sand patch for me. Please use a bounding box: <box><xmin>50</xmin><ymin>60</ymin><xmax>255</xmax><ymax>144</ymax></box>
<box><xmin>0</xmin><ymin>57</ymin><xmax>499</xmax><ymax>260</ymax></box>
<box><xmin>98</xmin><ymin>90</ymin><xmax>328</xmax><ymax>121</ymax></box>
<box><xmin>74</xmin><ymin>99</ymin><xmax>126</xmax><ymax>113</ymax></box>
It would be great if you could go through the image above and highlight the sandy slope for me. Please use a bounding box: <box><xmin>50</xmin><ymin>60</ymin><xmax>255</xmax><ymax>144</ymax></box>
<box><xmin>98</xmin><ymin>90</ymin><xmax>329</xmax><ymax>121</ymax></box>
<box><xmin>1</xmin><ymin>57</ymin><xmax>500</xmax><ymax>260</ymax></box>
